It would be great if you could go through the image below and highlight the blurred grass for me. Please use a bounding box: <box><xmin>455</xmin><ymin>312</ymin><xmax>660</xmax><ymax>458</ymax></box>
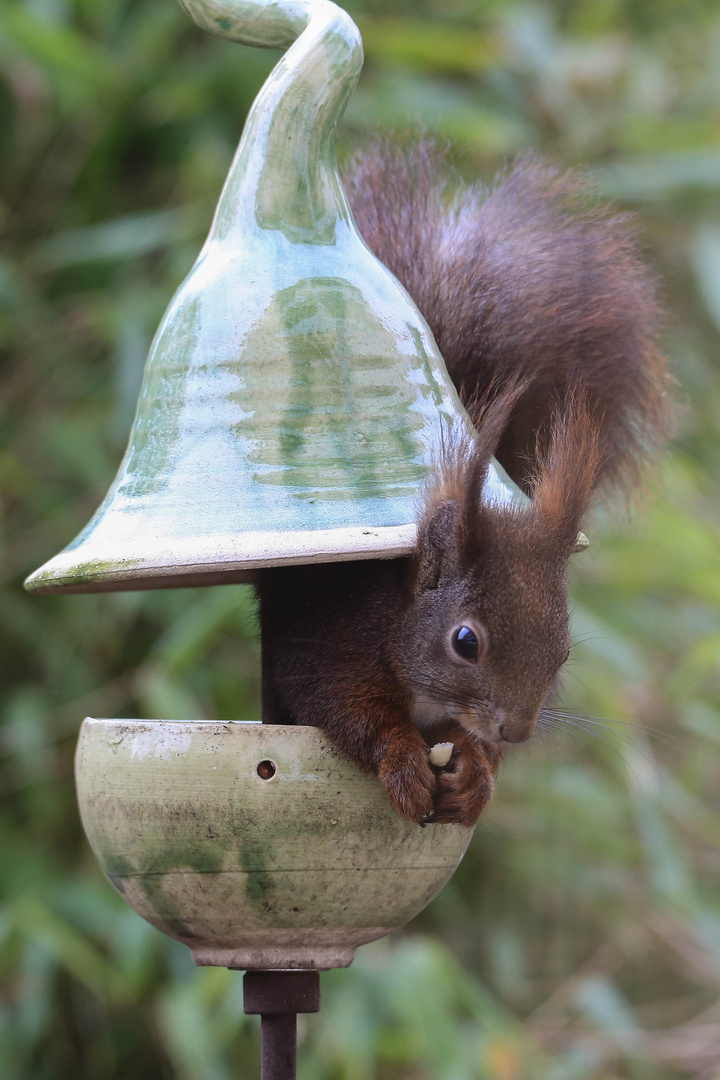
<box><xmin>2</xmin><ymin>0</ymin><xmax>720</xmax><ymax>1077</ymax></box>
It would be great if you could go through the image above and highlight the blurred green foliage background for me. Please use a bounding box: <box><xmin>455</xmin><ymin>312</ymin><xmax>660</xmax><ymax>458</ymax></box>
<box><xmin>1</xmin><ymin>0</ymin><xmax>720</xmax><ymax>1076</ymax></box>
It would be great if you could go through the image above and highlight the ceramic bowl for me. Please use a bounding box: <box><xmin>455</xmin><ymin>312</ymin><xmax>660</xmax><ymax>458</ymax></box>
<box><xmin>76</xmin><ymin>718</ymin><xmax>474</xmax><ymax>969</ymax></box>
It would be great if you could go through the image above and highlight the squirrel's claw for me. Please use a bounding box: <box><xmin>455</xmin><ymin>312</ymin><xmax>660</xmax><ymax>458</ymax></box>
<box><xmin>378</xmin><ymin>732</ymin><xmax>436</xmax><ymax>823</ymax></box>
<box><xmin>431</xmin><ymin>741</ymin><xmax>495</xmax><ymax>827</ymax></box>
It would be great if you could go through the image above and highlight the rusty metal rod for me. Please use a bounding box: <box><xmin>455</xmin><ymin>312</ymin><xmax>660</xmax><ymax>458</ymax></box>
<box><xmin>260</xmin><ymin>1013</ymin><xmax>297</xmax><ymax>1080</ymax></box>
<box><xmin>243</xmin><ymin>970</ymin><xmax>321</xmax><ymax>1080</ymax></box>
<box><xmin>256</xmin><ymin>594</ymin><xmax>321</xmax><ymax>1079</ymax></box>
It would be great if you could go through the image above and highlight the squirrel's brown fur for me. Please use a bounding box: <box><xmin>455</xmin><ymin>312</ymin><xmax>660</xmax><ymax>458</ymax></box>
<box><xmin>344</xmin><ymin>138</ymin><xmax>674</xmax><ymax>497</ymax></box>
<box><xmin>257</xmin><ymin>140</ymin><xmax>674</xmax><ymax>828</ymax></box>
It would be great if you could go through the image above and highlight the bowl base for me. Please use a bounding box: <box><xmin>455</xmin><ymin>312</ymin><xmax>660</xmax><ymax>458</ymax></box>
<box><xmin>190</xmin><ymin>927</ymin><xmax>393</xmax><ymax>970</ymax></box>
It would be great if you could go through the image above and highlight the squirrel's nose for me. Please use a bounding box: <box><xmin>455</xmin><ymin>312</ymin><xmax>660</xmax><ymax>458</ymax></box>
<box><xmin>498</xmin><ymin>708</ymin><xmax>539</xmax><ymax>744</ymax></box>
<box><xmin>500</xmin><ymin>723</ymin><xmax>533</xmax><ymax>744</ymax></box>
<box><xmin>492</xmin><ymin>707</ymin><xmax>509</xmax><ymax>742</ymax></box>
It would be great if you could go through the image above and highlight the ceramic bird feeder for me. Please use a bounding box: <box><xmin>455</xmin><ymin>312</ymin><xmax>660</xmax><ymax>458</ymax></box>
<box><xmin>76</xmin><ymin>719</ymin><xmax>474</xmax><ymax>971</ymax></box>
<box><xmin>24</xmin><ymin>0</ymin><xmax>523</xmax><ymax>598</ymax></box>
<box><xmin>26</xmin><ymin>1</ymin><xmax>524</xmax><ymax>1074</ymax></box>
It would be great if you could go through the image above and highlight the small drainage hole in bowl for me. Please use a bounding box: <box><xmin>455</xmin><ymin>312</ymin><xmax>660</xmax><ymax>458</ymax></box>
<box><xmin>257</xmin><ymin>760</ymin><xmax>276</xmax><ymax>780</ymax></box>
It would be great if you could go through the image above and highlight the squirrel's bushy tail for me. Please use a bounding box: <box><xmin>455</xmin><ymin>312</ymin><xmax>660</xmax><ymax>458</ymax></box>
<box><xmin>344</xmin><ymin>138</ymin><xmax>675</xmax><ymax>502</ymax></box>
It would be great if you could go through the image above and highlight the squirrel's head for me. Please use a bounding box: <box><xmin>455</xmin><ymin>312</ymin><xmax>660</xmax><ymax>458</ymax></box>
<box><xmin>393</xmin><ymin>389</ymin><xmax>601</xmax><ymax>746</ymax></box>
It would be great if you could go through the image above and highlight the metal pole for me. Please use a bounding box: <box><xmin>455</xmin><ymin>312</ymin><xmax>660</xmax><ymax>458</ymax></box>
<box><xmin>243</xmin><ymin>970</ymin><xmax>321</xmax><ymax>1080</ymax></box>
<box><xmin>259</xmin><ymin>581</ymin><xmax>290</xmax><ymax>725</ymax></box>
<box><xmin>255</xmin><ymin>583</ymin><xmax>322</xmax><ymax>1078</ymax></box>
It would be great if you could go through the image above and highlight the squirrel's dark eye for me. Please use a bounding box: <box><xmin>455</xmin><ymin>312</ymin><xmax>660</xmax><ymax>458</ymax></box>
<box><xmin>451</xmin><ymin>625</ymin><xmax>480</xmax><ymax>663</ymax></box>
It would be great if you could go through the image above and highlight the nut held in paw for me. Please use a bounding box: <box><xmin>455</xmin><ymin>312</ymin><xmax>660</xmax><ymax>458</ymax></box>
<box><xmin>429</xmin><ymin>742</ymin><xmax>454</xmax><ymax>767</ymax></box>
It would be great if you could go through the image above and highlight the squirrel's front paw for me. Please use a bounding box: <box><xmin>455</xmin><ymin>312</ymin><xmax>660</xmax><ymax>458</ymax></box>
<box><xmin>430</xmin><ymin>740</ymin><xmax>494</xmax><ymax>827</ymax></box>
<box><xmin>378</xmin><ymin>731</ymin><xmax>436</xmax><ymax>824</ymax></box>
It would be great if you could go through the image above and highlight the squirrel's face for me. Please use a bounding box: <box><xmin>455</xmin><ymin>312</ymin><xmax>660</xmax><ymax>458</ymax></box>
<box><xmin>396</xmin><ymin>502</ymin><xmax>573</xmax><ymax>746</ymax></box>
<box><xmin>401</xmin><ymin>391</ymin><xmax>599</xmax><ymax>746</ymax></box>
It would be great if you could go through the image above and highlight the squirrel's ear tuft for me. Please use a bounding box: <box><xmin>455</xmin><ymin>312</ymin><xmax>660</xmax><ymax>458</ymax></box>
<box><xmin>531</xmin><ymin>392</ymin><xmax>602</xmax><ymax>553</ymax></box>
<box><xmin>459</xmin><ymin>377</ymin><xmax>528</xmax><ymax>541</ymax></box>
<box><xmin>416</xmin><ymin>500</ymin><xmax>460</xmax><ymax>590</ymax></box>
<box><xmin>416</xmin><ymin>379</ymin><xmax>527</xmax><ymax>583</ymax></box>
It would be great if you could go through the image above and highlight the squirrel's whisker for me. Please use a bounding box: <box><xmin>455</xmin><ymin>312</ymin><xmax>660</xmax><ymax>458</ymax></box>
<box><xmin>538</xmin><ymin>713</ymin><xmax>648</xmax><ymax>771</ymax></box>
<box><xmin>544</xmin><ymin>709</ymin><xmax>674</xmax><ymax>743</ymax></box>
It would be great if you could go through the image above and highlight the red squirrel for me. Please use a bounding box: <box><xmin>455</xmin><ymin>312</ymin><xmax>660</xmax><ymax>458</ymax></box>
<box><xmin>256</xmin><ymin>140</ymin><xmax>674</xmax><ymax>828</ymax></box>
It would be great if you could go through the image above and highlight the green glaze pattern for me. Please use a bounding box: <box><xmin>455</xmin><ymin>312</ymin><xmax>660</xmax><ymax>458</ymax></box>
<box><xmin>75</xmin><ymin>719</ymin><xmax>475</xmax><ymax>969</ymax></box>
<box><xmin>25</xmin><ymin>0</ymin><xmax>526</xmax><ymax>596</ymax></box>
